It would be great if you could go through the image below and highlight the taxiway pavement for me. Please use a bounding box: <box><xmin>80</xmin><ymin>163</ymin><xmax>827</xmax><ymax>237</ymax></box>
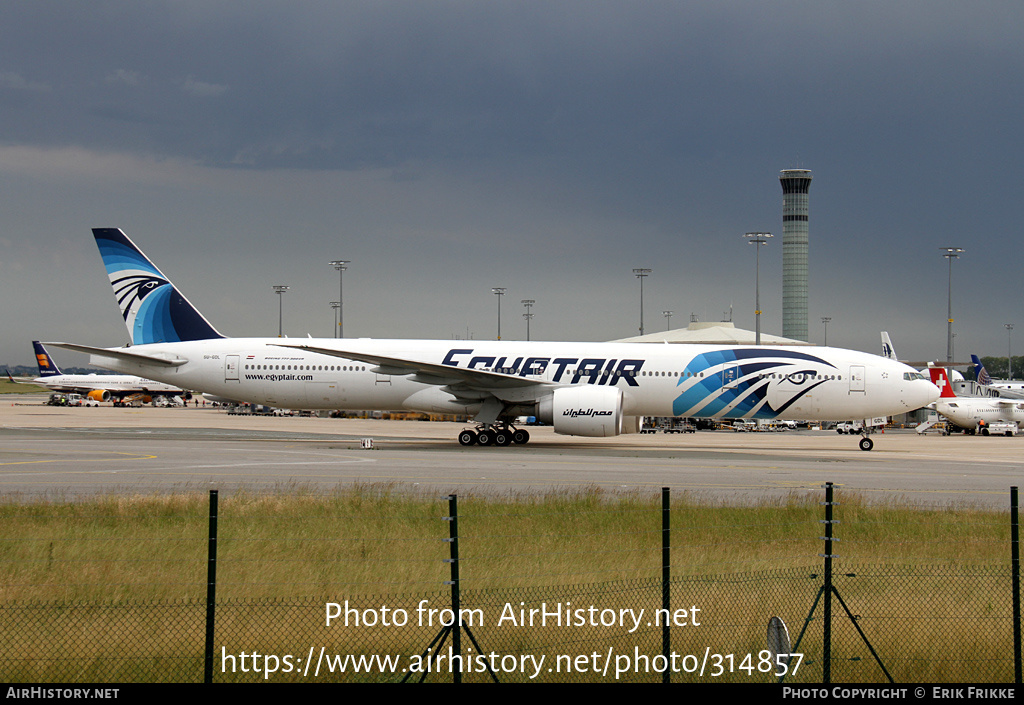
<box><xmin>1</xmin><ymin>394</ymin><xmax>1021</xmax><ymax>507</ymax></box>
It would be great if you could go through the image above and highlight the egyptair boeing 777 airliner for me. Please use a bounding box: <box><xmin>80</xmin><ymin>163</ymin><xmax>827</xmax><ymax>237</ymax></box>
<box><xmin>49</xmin><ymin>228</ymin><xmax>938</xmax><ymax>450</ymax></box>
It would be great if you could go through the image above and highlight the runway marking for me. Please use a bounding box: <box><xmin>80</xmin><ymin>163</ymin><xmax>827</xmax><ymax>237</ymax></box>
<box><xmin>0</xmin><ymin>450</ymin><xmax>157</xmax><ymax>467</ymax></box>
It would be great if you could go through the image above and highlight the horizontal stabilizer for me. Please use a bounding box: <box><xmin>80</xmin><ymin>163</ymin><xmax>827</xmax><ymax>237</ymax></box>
<box><xmin>44</xmin><ymin>342</ymin><xmax>188</xmax><ymax>367</ymax></box>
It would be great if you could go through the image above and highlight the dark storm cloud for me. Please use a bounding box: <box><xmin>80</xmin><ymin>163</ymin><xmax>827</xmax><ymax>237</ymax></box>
<box><xmin>1</xmin><ymin>2</ymin><xmax>1023</xmax><ymax>365</ymax></box>
<box><xmin>3</xmin><ymin>2</ymin><xmax>1021</xmax><ymax>180</ymax></box>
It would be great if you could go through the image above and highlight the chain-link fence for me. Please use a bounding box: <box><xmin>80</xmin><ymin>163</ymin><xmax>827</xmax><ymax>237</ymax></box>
<box><xmin>1</xmin><ymin>486</ymin><xmax>1019</xmax><ymax>683</ymax></box>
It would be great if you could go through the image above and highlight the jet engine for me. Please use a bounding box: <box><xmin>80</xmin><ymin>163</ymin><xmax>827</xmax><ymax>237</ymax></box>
<box><xmin>86</xmin><ymin>389</ymin><xmax>111</xmax><ymax>402</ymax></box>
<box><xmin>537</xmin><ymin>386</ymin><xmax>629</xmax><ymax>437</ymax></box>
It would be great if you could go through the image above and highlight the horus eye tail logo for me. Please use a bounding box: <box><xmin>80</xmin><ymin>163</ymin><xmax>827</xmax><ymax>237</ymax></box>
<box><xmin>112</xmin><ymin>273</ymin><xmax>170</xmax><ymax>321</ymax></box>
<box><xmin>93</xmin><ymin>228</ymin><xmax>224</xmax><ymax>344</ymax></box>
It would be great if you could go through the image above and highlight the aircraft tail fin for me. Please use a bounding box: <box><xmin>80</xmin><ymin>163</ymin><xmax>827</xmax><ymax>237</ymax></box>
<box><xmin>881</xmin><ymin>332</ymin><xmax>896</xmax><ymax>360</ymax></box>
<box><xmin>971</xmin><ymin>354</ymin><xmax>993</xmax><ymax>385</ymax></box>
<box><xmin>32</xmin><ymin>341</ymin><xmax>62</xmax><ymax>377</ymax></box>
<box><xmin>92</xmin><ymin>228</ymin><xmax>224</xmax><ymax>345</ymax></box>
<box><xmin>928</xmin><ymin>366</ymin><xmax>958</xmax><ymax>398</ymax></box>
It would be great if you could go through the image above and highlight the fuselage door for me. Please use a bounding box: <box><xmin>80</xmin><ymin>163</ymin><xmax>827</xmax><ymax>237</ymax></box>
<box><xmin>722</xmin><ymin>365</ymin><xmax>740</xmax><ymax>389</ymax></box>
<box><xmin>225</xmin><ymin>355</ymin><xmax>240</xmax><ymax>382</ymax></box>
<box><xmin>849</xmin><ymin>365</ymin><xmax>866</xmax><ymax>393</ymax></box>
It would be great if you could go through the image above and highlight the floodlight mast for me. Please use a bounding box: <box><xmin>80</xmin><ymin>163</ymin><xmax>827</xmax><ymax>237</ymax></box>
<box><xmin>492</xmin><ymin>288</ymin><xmax>506</xmax><ymax>340</ymax></box>
<box><xmin>940</xmin><ymin>247</ymin><xmax>964</xmax><ymax>365</ymax></box>
<box><xmin>521</xmin><ymin>299</ymin><xmax>535</xmax><ymax>341</ymax></box>
<box><xmin>1007</xmin><ymin>324</ymin><xmax>1015</xmax><ymax>380</ymax></box>
<box><xmin>273</xmin><ymin>285</ymin><xmax>290</xmax><ymax>337</ymax></box>
<box><xmin>633</xmin><ymin>268</ymin><xmax>651</xmax><ymax>335</ymax></box>
<box><xmin>744</xmin><ymin>232</ymin><xmax>773</xmax><ymax>345</ymax></box>
<box><xmin>329</xmin><ymin>260</ymin><xmax>350</xmax><ymax>338</ymax></box>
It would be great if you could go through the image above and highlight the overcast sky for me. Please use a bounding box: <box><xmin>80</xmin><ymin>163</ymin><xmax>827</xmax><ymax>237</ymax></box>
<box><xmin>2</xmin><ymin>2</ymin><xmax>1022</xmax><ymax>369</ymax></box>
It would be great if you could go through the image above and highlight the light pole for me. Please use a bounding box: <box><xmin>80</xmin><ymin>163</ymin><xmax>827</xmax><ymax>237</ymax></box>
<box><xmin>940</xmin><ymin>247</ymin><xmax>964</xmax><ymax>365</ymax></box>
<box><xmin>1007</xmin><ymin>324</ymin><xmax>1015</xmax><ymax>380</ymax></box>
<box><xmin>663</xmin><ymin>310</ymin><xmax>673</xmax><ymax>331</ymax></box>
<box><xmin>492</xmin><ymin>288</ymin><xmax>506</xmax><ymax>340</ymax></box>
<box><xmin>330</xmin><ymin>301</ymin><xmax>340</xmax><ymax>338</ymax></box>
<box><xmin>744</xmin><ymin>232</ymin><xmax>772</xmax><ymax>345</ymax></box>
<box><xmin>521</xmin><ymin>299</ymin><xmax>535</xmax><ymax>341</ymax></box>
<box><xmin>273</xmin><ymin>285</ymin><xmax>290</xmax><ymax>337</ymax></box>
<box><xmin>821</xmin><ymin>316</ymin><xmax>831</xmax><ymax>346</ymax></box>
<box><xmin>633</xmin><ymin>268</ymin><xmax>651</xmax><ymax>336</ymax></box>
<box><xmin>329</xmin><ymin>260</ymin><xmax>350</xmax><ymax>338</ymax></box>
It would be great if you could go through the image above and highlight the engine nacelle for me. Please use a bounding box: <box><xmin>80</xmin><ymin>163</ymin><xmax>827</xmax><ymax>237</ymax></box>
<box><xmin>86</xmin><ymin>389</ymin><xmax>111</xmax><ymax>402</ymax></box>
<box><xmin>538</xmin><ymin>386</ymin><xmax>624</xmax><ymax>437</ymax></box>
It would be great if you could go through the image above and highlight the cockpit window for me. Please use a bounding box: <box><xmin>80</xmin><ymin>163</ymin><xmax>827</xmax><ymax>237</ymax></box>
<box><xmin>903</xmin><ymin>372</ymin><xmax>928</xmax><ymax>381</ymax></box>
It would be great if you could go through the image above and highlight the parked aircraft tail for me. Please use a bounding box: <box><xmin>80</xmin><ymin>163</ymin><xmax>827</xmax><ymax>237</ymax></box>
<box><xmin>928</xmin><ymin>367</ymin><xmax>958</xmax><ymax>398</ymax></box>
<box><xmin>881</xmin><ymin>332</ymin><xmax>896</xmax><ymax>360</ymax></box>
<box><xmin>32</xmin><ymin>340</ymin><xmax>62</xmax><ymax>377</ymax></box>
<box><xmin>92</xmin><ymin>228</ymin><xmax>224</xmax><ymax>345</ymax></box>
<box><xmin>971</xmin><ymin>354</ymin><xmax>993</xmax><ymax>386</ymax></box>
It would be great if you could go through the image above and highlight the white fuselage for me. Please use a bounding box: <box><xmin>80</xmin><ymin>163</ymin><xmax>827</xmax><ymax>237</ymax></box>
<box><xmin>933</xmin><ymin>398</ymin><xmax>1024</xmax><ymax>430</ymax></box>
<box><xmin>34</xmin><ymin>373</ymin><xmax>186</xmax><ymax>397</ymax></box>
<box><xmin>82</xmin><ymin>338</ymin><xmax>938</xmax><ymax>423</ymax></box>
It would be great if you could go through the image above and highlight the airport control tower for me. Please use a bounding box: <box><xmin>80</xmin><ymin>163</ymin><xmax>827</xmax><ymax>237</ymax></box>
<box><xmin>780</xmin><ymin>169</ymin><xmax>812</xmax><ymax>342</ymax></box>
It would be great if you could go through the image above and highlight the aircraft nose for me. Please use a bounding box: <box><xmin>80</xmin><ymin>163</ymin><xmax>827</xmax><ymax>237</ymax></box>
<box><xmin>913</xmin><ymin>379</ymin><xmax>941</xmax><ymax>409</ymax></box>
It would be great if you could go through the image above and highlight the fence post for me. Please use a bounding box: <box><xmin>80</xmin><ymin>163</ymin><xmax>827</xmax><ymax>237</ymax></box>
<box><xmin>662</xmin><ymin>487</ymin><xmax>670</xmax><ymax>684</ymax></box>
<box><xmin>204</xmin><ymin>489</ymin><xmax>218</xmax><ymax>684</ymax></box>
<box><xmin>1012</xmin><ymin>486</ymin><xmax>1020</xmax><ymax>684</ymax></box>
<box><xmin>822</xmin><ymin>482</ymin><xmax>835</xmax><ymax>684</ymax></box>
<box><xmin>447</xmin><ymin>493</ymin><xmax>462</xmax><ymax>683</ymax></box>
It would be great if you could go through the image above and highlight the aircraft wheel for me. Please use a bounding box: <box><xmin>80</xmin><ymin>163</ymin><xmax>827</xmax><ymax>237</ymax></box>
<box><xmin>859</xmin><ymin>437</ymin><xmax>874</xmax><ymax>451</ymax></box>
<box><xmin>494</xmin><ymin>430</ymin><xmax>511</xmax><ymax>446</ymax></box>
<box><xmin>458</xmin><ymin>430</ymin><xmax>478</xmax><ymax>446</ymax></box>
<box><xmin>477</xmin><ymin>430</ymin><xmax>494</xmax><ymax>446</ymax></box>
<box><xmin>512</xmin><ymin>429</ymin><xmax>530</xmax><ymax>445</ymax></box>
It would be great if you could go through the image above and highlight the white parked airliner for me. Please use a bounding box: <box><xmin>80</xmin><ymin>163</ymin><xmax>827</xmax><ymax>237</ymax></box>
<box><xmin>6</xmin><ymin>341</ymin><xmax>189</xmax><ymax>405</ymax></box>
<box><xmin>928</xmin><ymin>367</ymin><xmax>1024</xmax><ymax>433</ymax></box>
<box><xmin>49</xmin><ymin>228</ymin><xmax>938</xmax><ymax>450</ymax></box>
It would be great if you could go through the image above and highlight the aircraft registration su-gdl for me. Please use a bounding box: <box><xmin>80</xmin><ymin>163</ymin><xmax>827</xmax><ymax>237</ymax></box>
<box><xmin>50</xmin><ymin>229</ymin><xmax>939</xmax><ymax>450</ymax></box>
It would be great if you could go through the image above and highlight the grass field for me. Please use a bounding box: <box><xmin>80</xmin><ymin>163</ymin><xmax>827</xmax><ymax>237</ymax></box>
<box><xmin>0</xmin><ymin>485</ymin><xmax>1012</xmax><ymax>602</ymax></box>
<box><xmin>0</xmin><ymin>379</ymin><xmax>45</xmax><ymax>394</ymax></box>
<box><xmin>0</xmin><ymin>486</ymin><xmax>1017</xmax><ymax>682</ymax></box>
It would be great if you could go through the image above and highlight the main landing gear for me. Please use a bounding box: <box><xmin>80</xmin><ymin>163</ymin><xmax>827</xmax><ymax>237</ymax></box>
<box><xmin>458</xmin><ymin>424</ymin><xmax>531</xmax><ymax>447</ymax></box>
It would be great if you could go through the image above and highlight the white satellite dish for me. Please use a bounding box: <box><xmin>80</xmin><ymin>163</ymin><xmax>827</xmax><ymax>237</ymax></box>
<box><xmin>767</xmin><ymin>616</ymin><xmax>791</xmax><ymax>670</ymax></box>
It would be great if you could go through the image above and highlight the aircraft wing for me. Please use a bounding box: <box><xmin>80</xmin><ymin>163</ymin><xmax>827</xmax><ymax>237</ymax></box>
<box><xmin>273</xmin><ymin>343</ymin><xmax>552</xmax><ymax>392</ymax></box>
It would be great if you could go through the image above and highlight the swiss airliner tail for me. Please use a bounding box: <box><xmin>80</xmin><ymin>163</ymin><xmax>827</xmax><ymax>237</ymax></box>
<box><xmin>92</xmin><ymin>228</ymin><xmax>224</xmax><ymax>345</ymax></box>
<box><xmin>32</xmin><ymin>341</ymin><xmax>62</xmax><ymax>377</ymax></box>
<box><xmin>928</xmin><ymin>367</ymin><xmax>958</xmax><ymax>398</ymax></box>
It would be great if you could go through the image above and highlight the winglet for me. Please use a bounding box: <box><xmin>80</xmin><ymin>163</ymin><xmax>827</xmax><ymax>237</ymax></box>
<box><xmin>32</xmin><ymin>341</ymin><xmax>62</xmax><ymax>377</ymax></box>
<box><xmin>928</xmin><ymin>367</ymin><xmax>958</xmax><ymax>398</ymax></box>
<box><xmin>92</xmin><ymin>228</ymin><xmax>224</xmax><ymax>345</ymax></box>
